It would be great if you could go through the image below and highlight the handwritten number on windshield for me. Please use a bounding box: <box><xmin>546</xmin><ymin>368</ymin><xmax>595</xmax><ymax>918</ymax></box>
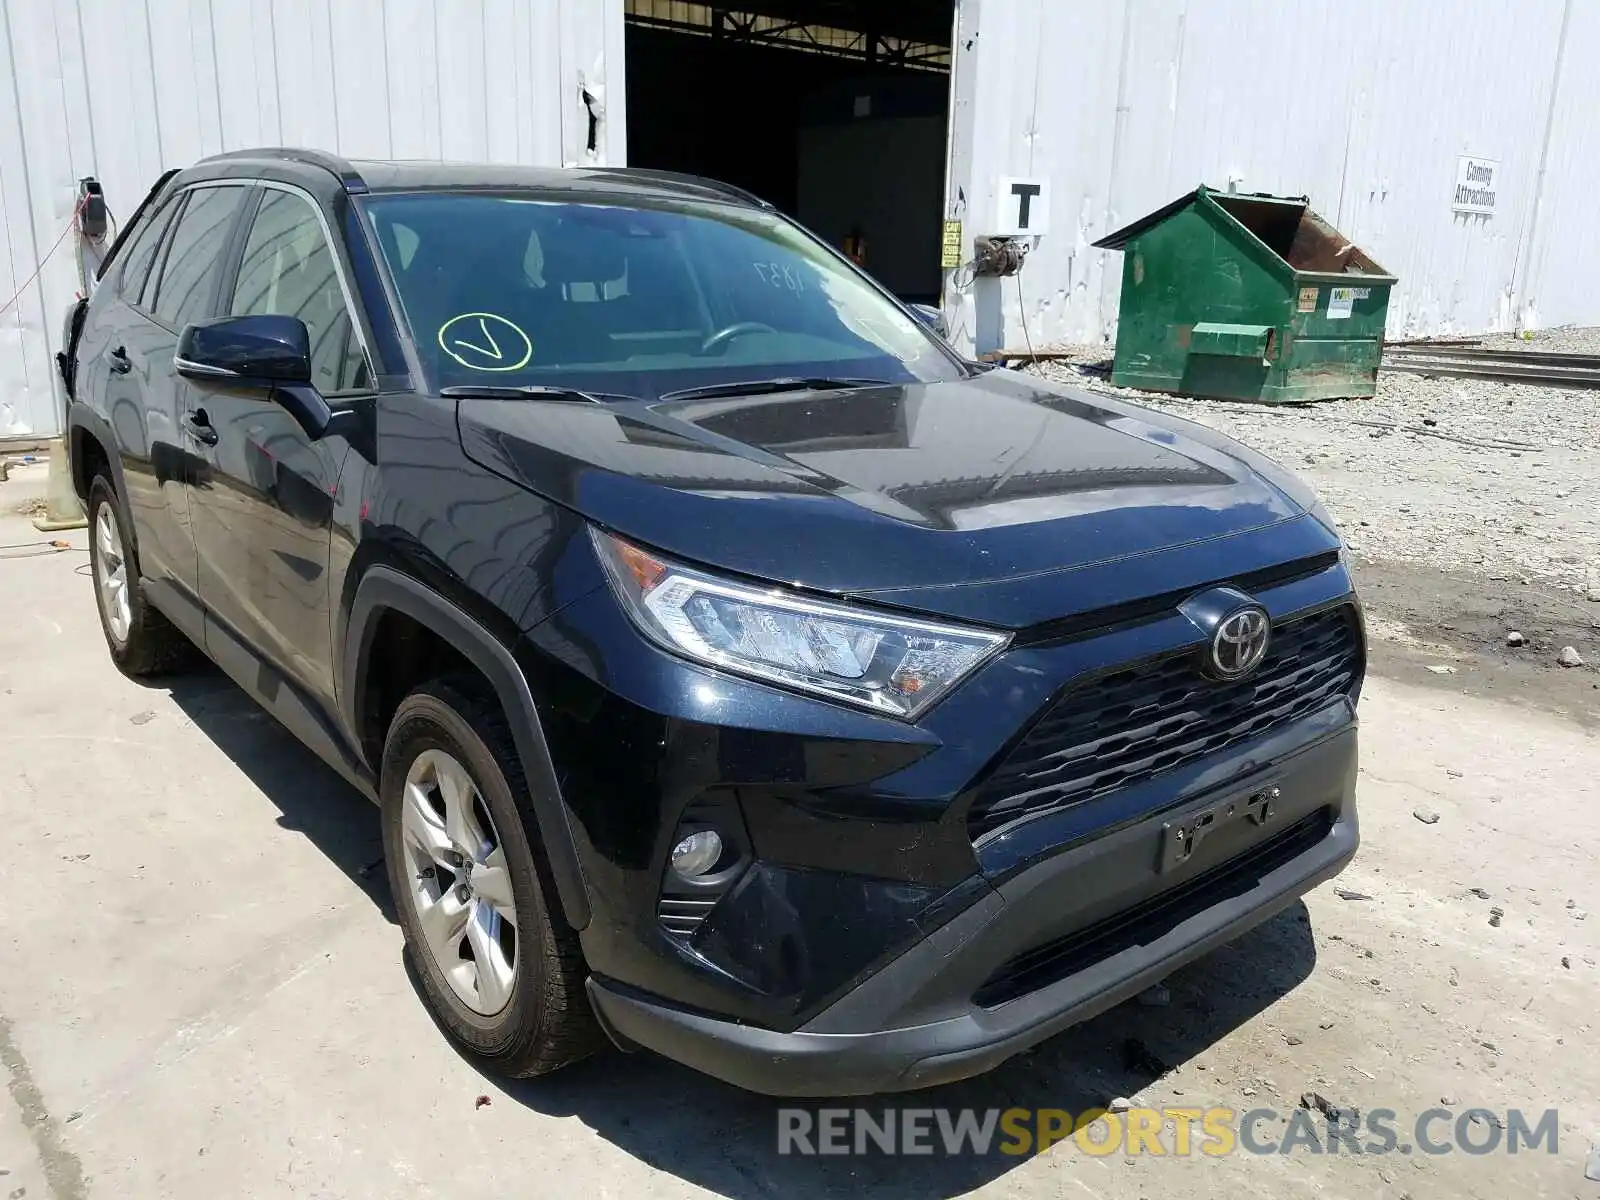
<box><xmin>752</xmin><ymin>262</ymin><xmax>806</xmax><ymax>294</ymax></box>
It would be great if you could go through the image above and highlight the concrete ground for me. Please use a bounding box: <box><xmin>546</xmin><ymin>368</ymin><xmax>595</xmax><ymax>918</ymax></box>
<box><xmin>0</xmin><ymin>459</ymin><xmax>1596</xmax><ymax>1199</ymax></box>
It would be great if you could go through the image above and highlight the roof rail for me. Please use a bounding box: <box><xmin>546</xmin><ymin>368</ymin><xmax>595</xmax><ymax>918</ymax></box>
<box><xmin>199</xmin><ymin>147</ymin><xmax>369</xmax><ymax>193</ymax></box>
<box><xmin>601</xmin><ymin>167</ymin><xmax>772</xmax><ymax>209</ymax></box>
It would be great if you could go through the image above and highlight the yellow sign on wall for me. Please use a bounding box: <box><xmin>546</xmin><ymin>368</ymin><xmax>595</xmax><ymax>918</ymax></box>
<box><xmin>941</xmin><ymin>220</ymin><xmax>964</xmax><ymax>269</ymax></box>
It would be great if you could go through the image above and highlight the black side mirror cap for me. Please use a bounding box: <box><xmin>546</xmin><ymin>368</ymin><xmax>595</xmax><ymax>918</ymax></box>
<box><xmin>176</xmin><ymin>314</ymin><xmax>313</xmax><ymax>386</ymax></box>
<box><xmin>175</xmin><ymin>315</ymin><xmax>333</xmax><ymax>440</ymax></box>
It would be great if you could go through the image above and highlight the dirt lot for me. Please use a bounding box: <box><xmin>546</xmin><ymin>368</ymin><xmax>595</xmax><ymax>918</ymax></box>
<box><xmin>2</xmin><ymin>343</ymin><xmax>1599</xmax><ymax>1199</ymax></box>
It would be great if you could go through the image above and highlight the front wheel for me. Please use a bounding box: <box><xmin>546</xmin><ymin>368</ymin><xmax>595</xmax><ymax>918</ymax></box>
<box><xmin>381</xmin><ymin>677</ymin><xmax>600</xmax><ymax>1077</ymax></box>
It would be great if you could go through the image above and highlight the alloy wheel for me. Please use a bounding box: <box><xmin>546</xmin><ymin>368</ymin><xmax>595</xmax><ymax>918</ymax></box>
<box><xmin>399</xmin><ymin>748</ymin><xmax>520</xmax><ymax>1015</ymax></box>
<box><xmin>93</xmin><ymin>503</ymin><xmax>131</xmax><ymax>644</ymax></box>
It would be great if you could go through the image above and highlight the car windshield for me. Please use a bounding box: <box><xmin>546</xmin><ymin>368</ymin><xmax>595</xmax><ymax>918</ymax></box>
<box><xmin>361</xmin><ymin>191</ymin><xmax>961</xmax><ymax>400</ymax></box>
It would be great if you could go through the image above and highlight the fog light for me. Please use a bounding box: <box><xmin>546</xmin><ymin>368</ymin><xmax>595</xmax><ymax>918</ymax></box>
<box><xmin>670</xmin><ymin>830</ymin><xmax>723</xmax><ymax>878</ymax></box>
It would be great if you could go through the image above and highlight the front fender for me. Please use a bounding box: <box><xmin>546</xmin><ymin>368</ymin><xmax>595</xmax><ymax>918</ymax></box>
<box><xmin>342</xmin><ymin>566</ymin><xmax>592</xmax><ymax>929</ymax></box>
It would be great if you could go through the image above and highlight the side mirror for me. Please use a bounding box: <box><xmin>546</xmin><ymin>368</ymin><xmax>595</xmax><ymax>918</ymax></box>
<box><xmin>177</xmin><ymin>314</ymin><xmax>312</xmax><ymax>383</ymax></box>
<box><xmin>176</xmin><ymin>315</ymin><xmax>333</xmax><ymax>440</ymax></box>
<box><xmin>909</xmin><ymin>303</ymin><xmax>948</xmax><ymax>339</ymax></box>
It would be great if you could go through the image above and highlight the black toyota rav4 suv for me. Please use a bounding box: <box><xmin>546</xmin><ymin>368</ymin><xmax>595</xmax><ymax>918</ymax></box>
<box><xmin>63</xmin><ymin>149</ymin><xmax>1362</xmax><ymax>1096</ymax></box>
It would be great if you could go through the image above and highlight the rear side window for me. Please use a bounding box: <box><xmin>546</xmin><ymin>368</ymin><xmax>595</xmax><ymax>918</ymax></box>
<box><xmin>117</xmin><ymin>198</ymin><xmax>179</xmax><ymax>304</ymax></box>
<box><xmin>231</xmin><ymin>190</ymin><xmax>370</xmax><ymax>393</ymax></box>
<box><xmin>149</xmin><ymin>185</ymin><xmax>248</xmax><ymax>329</ymax></box>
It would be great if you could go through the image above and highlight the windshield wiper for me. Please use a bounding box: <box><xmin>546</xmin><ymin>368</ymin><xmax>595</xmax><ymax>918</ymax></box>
<box><xmin>440</xmin><ymin>384</ymin><xmax>637</xmax><ymax>404</ymax></box>
<box><xmin>657</xmin><ymin>377</ymin><xmax>892</xmax><ymax>403</ymax></box>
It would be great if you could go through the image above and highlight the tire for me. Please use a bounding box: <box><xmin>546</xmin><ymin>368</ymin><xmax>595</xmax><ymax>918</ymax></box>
<box><xmin>381</xmin><ymin>675</ymin><xmax>601</xmax><ymax>1078</ymax></box>
<box><xmin>86</xmin><ymin>473</ymin><xmax>194</xmax><ymax>677</ymax></box>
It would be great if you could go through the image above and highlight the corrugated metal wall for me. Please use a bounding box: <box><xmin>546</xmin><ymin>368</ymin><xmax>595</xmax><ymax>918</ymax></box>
<box><xmin>945</xmin><ymin>0</ymin><xmax>1599</xmax><ymax>354</ymax></box>
<box><xmin>0</xmin><ymin>0</ymin><xmax>625</xmax><ymax>436</ymax></box>
<box><xmin>1517</xmin><ymin>0</ymin><xmax>1596</xmax><ymax>334</ymax></box>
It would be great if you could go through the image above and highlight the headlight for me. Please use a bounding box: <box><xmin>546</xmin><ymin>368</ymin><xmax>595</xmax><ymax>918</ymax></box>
<box><xmin>590</xmin><ymin>529</ymin><xmax>1008</xmax><ymax>719</ymax></box>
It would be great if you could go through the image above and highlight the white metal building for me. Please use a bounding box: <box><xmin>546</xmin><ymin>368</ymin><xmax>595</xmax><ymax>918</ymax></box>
<box><xmin>943</xmin><ymin>0</ymin><xmax>1598</xmax><ymax>360</ymax></box>
<box><xmin>0</xmin><ymin>0</ymin><xmax>625</xmax><ymax>437</ymax></box>
<box><xmin>2</xmin><ymin>0</ymin><xmax>1596</xmax><ymax>436</ymax></box>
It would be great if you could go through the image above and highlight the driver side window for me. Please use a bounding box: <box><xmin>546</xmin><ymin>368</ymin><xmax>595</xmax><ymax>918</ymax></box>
<box><xmin>231</xmin><ymin>190</ymin><xmax>371</xmax><ymax>394</ymax></box>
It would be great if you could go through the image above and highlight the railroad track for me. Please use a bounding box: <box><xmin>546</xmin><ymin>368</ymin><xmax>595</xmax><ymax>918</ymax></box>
<box><xmin>1382</xmin><ymin>343</ymin><xmax>1600</xmax><ymax>389</ymax></box>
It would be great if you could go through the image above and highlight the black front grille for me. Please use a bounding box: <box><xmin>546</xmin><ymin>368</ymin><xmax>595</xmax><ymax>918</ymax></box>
<box><xmin>974</xmin><ymin>807</ymin><xmax>1334</xmax><ymax>1007</ymax></box>
<box><xmin>968</xmin><ymin>606</ymin><xmax>1360</xmax><ymax>841</ymax></box>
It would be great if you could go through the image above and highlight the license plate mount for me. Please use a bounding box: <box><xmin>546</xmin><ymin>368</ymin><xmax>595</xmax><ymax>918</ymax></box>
<box><xmin>1158</xmin><ymin>782</ymin><xmax>1282</xmax><ymax>874</ymax></box>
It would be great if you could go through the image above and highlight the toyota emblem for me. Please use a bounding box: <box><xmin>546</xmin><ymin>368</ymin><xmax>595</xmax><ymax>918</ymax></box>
<box><xmin>1208</xmin><ymin>606</ymin><xmax>1271</xmax><ymax>679</ymax></box>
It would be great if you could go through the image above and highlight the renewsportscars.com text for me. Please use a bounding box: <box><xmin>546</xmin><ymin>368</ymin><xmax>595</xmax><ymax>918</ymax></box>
<box><xmin>776</xmin><ymin>1106</ymin><xmax>1560</xmax><ymax>1158</ymax></box>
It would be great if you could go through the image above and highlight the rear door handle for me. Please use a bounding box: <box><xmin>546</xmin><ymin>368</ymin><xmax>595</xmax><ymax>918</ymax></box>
<box><xmin>109</xmin><ymin>346</ymin><xmax>131</xmax><ymax>375</ymax></box>
<box><xmin>185</xmin><ymin>410</ymin><xmax>219</xmax><ymax>446</ymax></box>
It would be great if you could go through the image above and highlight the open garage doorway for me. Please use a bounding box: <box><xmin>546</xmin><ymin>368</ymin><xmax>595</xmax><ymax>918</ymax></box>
<box><xmin>623</xmin><ymin>0</ymin><xmax>956</xmax><ymax>305</ymax></box>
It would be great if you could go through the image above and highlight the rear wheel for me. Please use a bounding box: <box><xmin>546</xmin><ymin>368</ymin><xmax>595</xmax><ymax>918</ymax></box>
<box><xmin>86</xmin><ymin>474</ymin><xmax>193</xmax><ymax>677</ymax></box>
<box><xmin>381</xmin><ymin>677</ymin><xmax>600</xmax><ymax>1077</ymax></box>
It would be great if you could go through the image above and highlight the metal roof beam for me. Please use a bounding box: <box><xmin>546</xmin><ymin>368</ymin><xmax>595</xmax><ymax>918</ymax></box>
<box><xmin>627</xmin><ymin>0</ymin><xmax>953</xmax><ymax>48</ymax></box>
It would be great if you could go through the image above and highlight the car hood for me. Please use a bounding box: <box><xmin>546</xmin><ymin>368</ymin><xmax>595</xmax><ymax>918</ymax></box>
<box><xmin>457</xmin><ymin>370</ymin><xmax>1340</xmax><ymax>629</ymax></box>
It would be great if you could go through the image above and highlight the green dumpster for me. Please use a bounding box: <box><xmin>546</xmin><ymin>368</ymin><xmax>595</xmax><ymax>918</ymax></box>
<box><xmin>1094</xmin><ymin>186</ymin><xmax>1397</xmax><ymax>402</ymax></box>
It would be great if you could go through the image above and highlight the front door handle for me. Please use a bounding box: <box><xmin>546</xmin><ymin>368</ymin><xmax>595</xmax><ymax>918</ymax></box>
<box><xmin>185</xmin><ymin>410</ymin><xmax>219</xmax><ymax>446</ymax></box>
<box><xmin>109</xmin><ymin>346</ymin><xmax>131</xmax><ymax>374</ymax></box>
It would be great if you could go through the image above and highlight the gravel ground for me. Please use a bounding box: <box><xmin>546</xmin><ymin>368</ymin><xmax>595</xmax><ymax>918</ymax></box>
<box><xmin>1029</xmin><ymin>327</ymin><xmax>1600</xmax><ymax>596</ymax></box>
<box><xmin>1027</xmin><ymin>328</ymin><xmax>1600</xmax><ymax>720</ymax></box>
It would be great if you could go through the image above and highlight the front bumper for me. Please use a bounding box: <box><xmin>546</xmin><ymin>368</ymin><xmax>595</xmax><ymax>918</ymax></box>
<box><xmin>587</xmin><ymin>722</ymin><xmax>1358</xmax><ymax>1096</ymax></box>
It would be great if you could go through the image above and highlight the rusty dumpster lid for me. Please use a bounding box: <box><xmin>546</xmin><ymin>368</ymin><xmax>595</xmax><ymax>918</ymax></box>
<box><xmin>1093</xmin><ymin>185</ymin><xmax>1308</xmax><ymax>251</ymax></box>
